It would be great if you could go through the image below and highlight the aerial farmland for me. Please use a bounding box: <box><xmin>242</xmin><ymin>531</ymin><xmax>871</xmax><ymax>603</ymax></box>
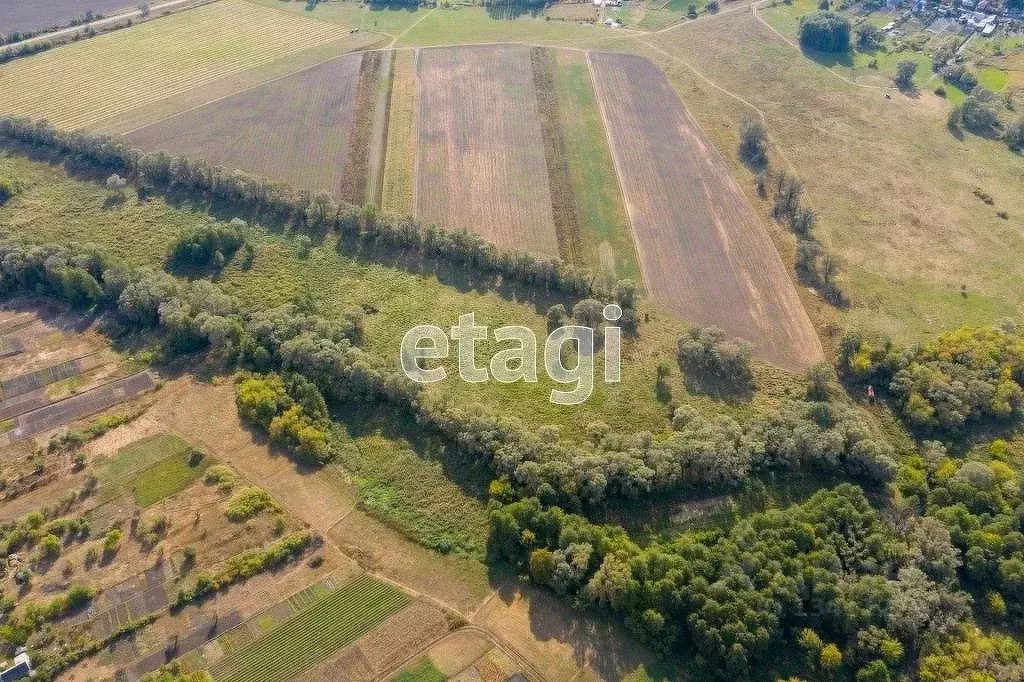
<box><xmin>1</xmin><ymin>0</ymin><xmax>1023</xmax><ymax>680</ymax></box>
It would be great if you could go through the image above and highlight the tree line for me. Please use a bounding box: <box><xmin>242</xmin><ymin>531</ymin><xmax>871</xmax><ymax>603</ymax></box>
<box><xmin>0</xmin><ymin>237</ymin><xmax>896</xmax><ymax>514</ymax></box>
<box><xmin>0</xmin><ymin>116</ymin><xmax>636</xmax><ymax>308</ymax></box>
<box><xmin>740</xmin><ymin>118</ymin><xmax>847</xmax><ymax>306</ymax></box>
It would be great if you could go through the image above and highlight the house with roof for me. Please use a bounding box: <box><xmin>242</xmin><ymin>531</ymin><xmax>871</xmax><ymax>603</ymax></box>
<box><xmin>0</xmin><ymin>647</ymin><xmax>31</xmax><ymax>681</ymax></box>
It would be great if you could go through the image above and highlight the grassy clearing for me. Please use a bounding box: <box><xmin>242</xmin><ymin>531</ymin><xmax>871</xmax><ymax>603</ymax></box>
<box><xmin>551</xmin><ymin>49</ymin><xmax>639</xmax><ymax>284</ymax></box>
<box><xmin>94</xmin><ymin>434</ymin><xmax>200</xmax><ymax>504</ymax></box>
<box><xmin>381</xmin><ymin>48</ymin><xmax>418</xmax><ymax>214</ymax></box>
<box><xmin>209</xmin><ymin>574</ymin><xmax>410</xmax><ymax>682</ymax></box>
<box><xmin>132</xmin><ymin>450</ymin><xmax>208</xmax><ymax>507</ymax></box>
<box><xmin>0</xmin><ymin>0</ymin><xmax>354</xmax><ymax>130</ymax></box>
<box><xmin>330</xmin><ymin>403</ymin><xmax>491</xmax><ymax>559</ymax></box>
<box><xmin>249</xmin><ymin>0</ymin><xmax>432</xmax><ymax>35</ymax></box>
<box><xmin>392</xmin><ymin>656</ymin><xmax>446</xmax><ymax>682</ymax></box>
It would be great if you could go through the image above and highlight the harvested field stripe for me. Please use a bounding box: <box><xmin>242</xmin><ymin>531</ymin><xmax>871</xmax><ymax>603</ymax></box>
<box><xmin>211</xmin><ymin>574</ymin><xmax>410</xmax><ymax>682</ymax></box>
<box><xmin>381</xmin><ymin>49</ymin><xmax>418</xmax><ymax>215</ymax></box>
<box><xmin>366</xmin><ymin>49</ymin><xmax>395</xmax><ymax>206</ymax></box>
<box><xmin>415</xmin><ymin>45</ymin><xmax>560</xmax><ymax>257</ymax></box>
<box><xmin>531</xmin><ymin>47</ymin><xmax>584</xmax><ymax>265</ymax></box>
<box><xmin>340</xmin><ymin>50</ymin><xmax>384</xmax><ymax>205</ymax></box>
<box><xmin>9</xmin><ymin>371</ymin><xmax>155</xmax><ymax>441</ymax></box>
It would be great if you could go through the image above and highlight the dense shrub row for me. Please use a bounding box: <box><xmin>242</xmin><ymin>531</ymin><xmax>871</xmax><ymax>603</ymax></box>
<box><xmin>172</xmin><ymin>531</ymin><xmax>314</xmax><ymax>609</ymax></box>
<box><xmin>840</xmin><ymin>325</ymin><xmax>1024</xmax><ymax>433</ymax></box>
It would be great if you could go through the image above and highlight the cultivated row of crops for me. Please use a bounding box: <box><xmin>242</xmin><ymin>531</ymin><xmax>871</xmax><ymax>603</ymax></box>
<box><xmin>211</xmin><ymin>574</ymin><xmax>410</xmax><ymax>682</ymax></box>
<box><xmin>0</xmin><ymin>0</ymin><xmax>352</xmax><ymax>130</ymax></box>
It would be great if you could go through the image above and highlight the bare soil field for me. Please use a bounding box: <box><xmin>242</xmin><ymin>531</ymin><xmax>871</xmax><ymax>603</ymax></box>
<box><xmin>415</xmin><ymin>45</ymin><xmax>560</xmax><ymax>257</ymax></box>
<box><xmin>588</xmin><ymin>51</ymin><xmax>822</xmax><ymax>371</ymax></box>
<box><xmin>0</xmin><ymin>0</ymin><xmax>355</xmax><ymax>130</ymax></box>
<box><xmin>128</xmin><ymin>53</ymin><xmax>364</xmax><ymax>197</ymax></box>
<box><xmin>0</xmin><ymin>0</ymin><xmax>133</xmax><ymax>34</ymax></box>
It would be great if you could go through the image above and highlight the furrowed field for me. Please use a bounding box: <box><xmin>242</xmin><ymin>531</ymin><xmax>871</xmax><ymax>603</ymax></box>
<box><xmin>588</xmin><ymin>51</ymin><xmax>823</xmax><ymax>370</ymax></box>
<box><xmin>128</xmin><ymin>54</ymin><xmax>365</xmax><ymax>197</ymax></box>
<box><xmin>415</xmin><ymin>44</ymin><xmax>561</xmax><ymax>257</ymax></box>
<box><xmin>0</xmin><ymin>0</ymin><xmax>134</xmax><ymax>34</ymax></box>
<box><xmin>208</xmin><ymin>575</ymin><xmax>410</xmax><ymax>682</ymax></box>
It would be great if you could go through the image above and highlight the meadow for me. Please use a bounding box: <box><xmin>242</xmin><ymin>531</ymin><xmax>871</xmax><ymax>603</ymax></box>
<box><xmin>640</xmin><ymin>10</ymin><xmax>1024</xmax><ymax>345</ymax></box>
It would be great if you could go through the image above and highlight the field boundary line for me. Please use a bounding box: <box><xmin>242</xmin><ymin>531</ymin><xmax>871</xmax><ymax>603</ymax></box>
<box><xmin>584</xmin><ymin>51</ymin><xmax>659</xmax><ymax>301</ymax></box>
<box><xmin>115</xmin><ymin>36</ymin><xmax>387</xmax><ymax>136</ymax></box>
<box><xmin>411</xmin><ymin>47</ymin><xmax>423</xmax><ymax>215</ymax></box>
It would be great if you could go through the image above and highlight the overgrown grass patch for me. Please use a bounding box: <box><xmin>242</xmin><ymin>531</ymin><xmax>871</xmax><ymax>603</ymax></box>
<box><xmin>94</xmin><ymin>434</ymin><xmax>206</xmax><ymax>506</ymax></box>
<box><xmin>392</xmin><ymin>656</ymin><xmax>446</xmax><ymax>682</ymax></box>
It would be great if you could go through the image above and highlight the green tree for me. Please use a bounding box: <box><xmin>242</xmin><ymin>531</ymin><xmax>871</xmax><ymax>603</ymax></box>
<box><xmin>894</xmin><ymin>60</ymin><xmax>918</xmax><ymax>89</ymax></box>
<box><xmin>799</xmin><ymin>11</ymin><xmax>852</xmax><ymax>53</ymax></box>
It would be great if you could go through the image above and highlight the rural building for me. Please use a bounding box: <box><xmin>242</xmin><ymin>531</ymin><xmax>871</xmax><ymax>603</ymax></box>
<box><xmin>0</xmin><ymin>648</ymin><xmax>31</xmax><ymax>681</ymax></box>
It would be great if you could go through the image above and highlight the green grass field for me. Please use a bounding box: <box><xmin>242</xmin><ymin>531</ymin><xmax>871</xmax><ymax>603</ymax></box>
<box><xmin>395</xmin><ymin>6</ymin><xmax>602</xmax><ymax>46</ymax></box>
<box><xmin>329</xmin><ymin>403</ymin><xmax>491</xmax><ymax>559</ymax></box>
<box><xmin>551</xmin><ymin>49</ymin><xmax>641</xmax><ymax>284</ymax></box>
<box><xmin>392</xmin><ymin>657</ymin><xmax>446</xmax><ymax>682</ymax></box>
<box><xmin>132</xmin><ymin>449</ymin><xmax>208</xmax><ymax>507</ymax></box>
<box><xmin>94</xmin><ymin>434</ymin><xmax>204</xmax><ymax>505</ymax></box>
<box><xmin>210</xmin><ymin>574</ymin><xmax>410</xmax><ymax>682</ymax></box>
